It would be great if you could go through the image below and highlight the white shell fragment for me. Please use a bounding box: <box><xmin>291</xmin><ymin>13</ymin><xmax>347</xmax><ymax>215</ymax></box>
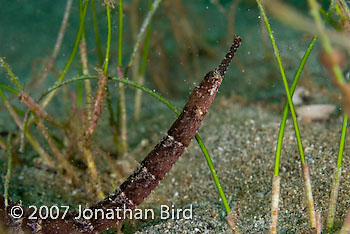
<box><xmin>292</xmin><ymin>87</ymin><xmax>310</xmax><ymax>105</ymax></box>
<box><xmin>296</xmin><ymin>104</ymin><xmax>336</xmax><ymax>121</ymax></box>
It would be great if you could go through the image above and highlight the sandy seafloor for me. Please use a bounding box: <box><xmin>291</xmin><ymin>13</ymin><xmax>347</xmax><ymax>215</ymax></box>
<box><xmin>0</xmin><ymin>1</ymin><xmax>349</xmax><ymax>233</ymax></box>
<box><xmin>126</xmin><ymin>98</ymin><xmax>350</xmax><ymax>234</ymax></box>
<box><xmin>1</xmin><ymin>94</ymin><xmax>350</xmax><ymax>234</ymax></box>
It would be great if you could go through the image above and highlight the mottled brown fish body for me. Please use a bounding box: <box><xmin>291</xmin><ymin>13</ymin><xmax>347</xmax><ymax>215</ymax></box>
<box><xmin>0</xmin><ymin>35</ymin><xmax>241</xmax><ymax>234</ymax></box>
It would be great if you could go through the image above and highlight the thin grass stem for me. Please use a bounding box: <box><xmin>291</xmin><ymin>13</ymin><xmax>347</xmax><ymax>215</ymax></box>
<box><xmin>257</xmin><ymin>1</ymin><xmax>305</xmax><ymax>163</ymax></box>
<box><xmin>78</xmin><ymin>0</ymin><xmax>92</xmax><ymax>118</ymax></box>
<box><xmin>270</xmin><ymin>3</ymin><xmax>335</xmax><ymax>232</ymax></box>
<box><xmin>116</xmin><ymin>73</ymin><xmax>127</xmax><ymax>156</ymax></box>
<box><xmin>2</xmin><ymin>58</ymin><xmax>61</xmax><ymax>129</ymax></box>
<box><xmin>307</xmin><ymin>1</ymin><xmax>348</xmax><ymax>229</ymax></box>
<box><xmin>116</xmin><ymin>0</ymin><xmax>128</xmax><ymax>156</ymax></box>
<box><xmin>16</xmin><ymin>0</ymin><xmax>89</xmax><ymax>155</ymax></box>
<box><xmin>261</xmin><ymin>1</ymin><xmax>349</xmax><ymax>51</ymax></box>
<box><xmin>0</xmin><ymin>58</ymin><xmax>22</xmax><ymax>92</ymax></box>
<box><xmin>87</xmin><ymin>70</ymin><xmax>108</xmax><ymax>137</ymax></box>
<box><xmin>25</xmin><ymin>131</ymin><xmax>55</xmax><ymax>168</ymax></box>
<box><xmin>36</xmin><ymin>0</ymin><xmax>73</xmax><ymax>88</ymax></box>
<box><xmin>0</xmin><ymin>84</ymin><xmax>19</xmax><ymax>95</ymax></box>
<box><xmin>339</xmin><ymin>0</ymin><xmax>350</xmax><ymax>21</ymax></box>
<box><xmin>101</xmin><ymin>2</ymin><xmax>116</xmax><ymax>152</ymax></box>
<box><xmin>76</xmin><ymin>81</ymin><xmax>83</xmax><ymax>108</ymax></box>
<box><xmin>257</xmin><ymin>0</ymin><xmax>316</xmax><ymax>228</ymax></box>
<box><xmin>270</xmin><ymin>175</ymin><xmax>280</xmax><ymax>234</ymax></box>
<box><xmin>316</xmin><ymin>211</ymin><xmax>322</xmax><ymax>234</ymax></box>
<box><xmin>327</xmin><ymin>115</ymin><xmax>347</xmax><ymax>229</ymax></box>
<box><xmin>39</xmin><ymin>76</ymin><xmax>175</xmax><ymax>112</ymax></box>
<box><xmin>125</xmin><ymin>0</ymin><xmax>163</xmax><ymax>76</ymax></box>
<box><xmin>195</xmin><ymin>135</ymin><xmax>231</xmax><ymax>214</ymax></box>
<box><xmin>307</xmin><ymin>0</ymin><xmax>346</xmax><ymax>85</ymax></box>
<box><xmin>335</xmin><ymin>4</ymin><xmax>347</xmax><ymax>23</ymax></box>
<box><xmin>4</xmin><ymin>133</ymin><xmax>13</xmax><ymax>208</ymax></box>
<box><xmin>19</xmin><ymin>93</ymin><xmax>62</xmax><ymax>128</ymax></box>
<box><xmin>0</xmin><ymin>86</ymin><xmax>54</xmax><ymax>167</ymax></box>
<box><xmin>19</xmin><ymin>111</ymin><xmax>30</xmax><ymax>152</ymax></box>
<box><xmin>118</xmin><ymin>0</ymin><xmax>123</xmax><ymax>68</ymax></box>
<box><xmin>1</xmin><ymin>59</ymin><xmax>31</xmax><ymax>151</ymax></box>
<box><xmin>41</xmin><ymin>0</ymin><xmax>89</xmax><ymax>109</ymax></box>
<box><xmin>0</xmin><ymin>89</ymin><xmax>22</xmax><ymax>132</ymax></box>
<box><xmin>273</xmin><ymin>39</ymin><xmax>315</xmax><ymax>176</ymax></box>
<box><xmin>40</xmin><ymin>75</ymin><xmax>232</xmax><ymax>216</ymax></box>
<box><xmin>274</xmin><ymin>1</ymin><xmax>335</xmax><ymax>176</ymax></box>
<box><xmin>104</xmin><ymin>4</ymin><xmax>111</xmax><ymax>74</ymax></box>
<box><xmin>91</xmin><ymin>0</ymin><xmax>104</xmax><ymax>65</ymax></box>
<box><xmin>340</xmin><ymin>210</ymin><xmax>350</xmax><ymax>234</ymax></box>
<box><xmin>0</xmin><ymin>137</ymin><xmax>6</xmax><ymax>151</ymax></box>
<box><xmin>34</xmin><ymin>114</ymin><xmax>80</xmax><ymax>184</ymax></box>
<box><xmin>225</xmin><ymin>211</ymin><xmax>241</xmax><ymax>234</ymax></box>
<box><xmin>80</xmin><ymin>144</ymin><xmax>105</xmax><ymax>199</ymax></box>
<box><xmin>134</xmin><ymin>0</ymin><xmax>152</xmax><ymax>121</ymax></box>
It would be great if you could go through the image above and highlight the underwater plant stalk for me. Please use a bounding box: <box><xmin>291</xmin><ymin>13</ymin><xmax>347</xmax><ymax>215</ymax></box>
<box><xmin>274</xmin><ymin>36</ymin><xmax>316</xmax><ymax>176</ymax></box>
<box><xmin>273</xmin><ymin>0</ymin><xmax>335</xmax><ymax>176</ymax></box>
<box><xmin>25</xmin><ymin>131</ymin><xmax>55</xmax><ymax>168</ymax></box>
<box><xmin>0</xmin><ymin>84</ymin><xmax>54</xmax><ymax>168</ymax></box>
<box><xmin>335</xmin><ymin>3</ymin><xmax>346</xmax><ymax>24</ymax></box>
<box><xmin>85</xmin><ymin>71</ymin><xmax>107</xmax><ymax>198</ymax></box>
<box><xmin>316</xmin><ymin>211</ymin><xmax>322</xmax><ymax>234</ymax></box>
<box><xmin>340</xmin><ymin>210</ymin><xmax>350</xmax><ymax>234</ymax></box>
<box><xmin>87</xmin><ymin>69</ymin><xmax>108</xmax><ymax>137</ymax></box>
<box><xmin>134</xmin><ymin>0</ymin><xmax>152</xmax><ymax>121</ymax></box>
<box><xmin>42</xmin><ymin>75</ymin><xmax>233</xmax><ymax>220</ymax></box>
<box><xmin>327</xmin><ymin>115</ymin><xmax>347</xmax><ymax>229</ymax></box>
<box><xmin>18</xmin><ymin>93</ymin><xmax>62</xmax><ymax>128</ymax></box>
<box><xmin>41</xmin><ymin>0</ymin><xmax>89</xmax><ymax>109</ymax></box>
<box><xmin>308</xmin><ymin>1</ymin><xmax>348</xmax><ymax>228</ymax></box>
<box><xmin>19</xmin><ymin>111</ymin><xmax>30</xmax><ymax>152</ymax></box>
<box><xmin>80</xmin><ymin>5</ymin><xmax>112</xmax><ymax>199</ymax></box>
<box><xmin>1</xmin><ymin>58</ymin><xmax>28</xmax><ymax>151</ymax></box>
<box><xmin>195</xmin><ymin>135</ymin><xmax>232</xmax><ymax>215</ymax></box>
<box><xmin>0</xmin><ymin>88</ymin><xmax>22</xmax><ymax>129</ymax></box>
<box><xmin>91</xmin><ymin>0</ymin><xmax>104</xmax><ymax>65</ymax></box>
<box><xmin>2</xmin><ymin>34</ymin><xmax>81</xmax><ymax>187</ymax></box>
<box><xmin>270</xmin><ymin>175</ymin><xmax>280</xmax><ymax>234</ymax></box>
<box><xmin>34</xmin><ymin>115</ymin><xmax>80</xmax><ymax>185</ymax></box>
<box><xmin>307</xmin><ymin>0</ymin><xmax>346</xmax><ymax>85</ymax></box>
<box><xmin>76</xmin><ymin>81</ymin><xmax>84</xmax><ymax>108</ymax></box>
<box><xmin>257</xmin><ymin>0</ymin><xmax>305</xmax><ymax>164</ymax></box>
<box><xmin>4</xmin><ymin>133</ymin><xmax>13</xmax><ymax>208</ymax></box>
<box><xmin>125</xmin><ymin>0</ymin><xmax>163</xmax><ymax>76</ymax></box>
<box><xmin>101</xmin><ymin>2</ymin><xmax>117</xmax><ymax>151</ymax></box>
<box><xmin>104</xmin><ymin>4</ymin><xmax>111</xmax><ymax>74</ymax></box>
<box><xmin>0</xmin><ymin>35</ymin><xmax>241</xmax><ymax>234</ymax></box>
<box><xmin>0</xmin><ymin>84</ymin><xmax>19</xmax><ymax>95</ymax></box>
<box><xmin>78</xmin><ymin>0</ymin><xmax>92</xmax><ymax>118</ymax></box>
<box><xmin>308</xmin><ymin>0</ymin><xmax>350</xmax><ymax>118</ymax></box>
<box><xmin>0</xmin><ymin>63</ymin><xmax>51</xmax><ymax>163</ymax></box>
<box><xmin>257</xmin><ymin>0</ymin><xmax>316</xmax><ymax>228</ymax></box>
<box><xmin>225</xmin><ymin>211</ymin><xmax>241</xmax><ymax>234</ymax></box>
<box><xmin>15</xmin><ymin>111</ymin><xmax>53</xmax><ymax>168</ymax></box>
<box><xmin>117</xmin><ymin>0</ymin><xmax>123</xmax><ymax>69</ymax></box>
<box><xmin>116</xmin><ymin>0</ymin><xmax>128</xmax><ymax>156</ymax></box>
<box><xmin>261</xmin><ymin>0</ymin><xmax>350</xmax><ymax>51</ymax></box>
<box><xmin>36</xmin><ymin>0</ymin><xmax>73</xmax><ymax>88</ymax></box>
<box><xmin>338</xmin><ymin>0</ymin><xmax>350</xmax><ymax>21</ymax></box>
<box><xmin>0</xmin><ymin>137</ymin><xmax>6</xmax><ymax>151</ymax></box>
<box><xmin>0</xmin><ymin>58</ymin><xmax>22</xmax><ymax>92</ymax></box>
<box><xmin>80</xmin><ymin>144</ymin><xmax>104</xmax><ymax>198</ymax></box>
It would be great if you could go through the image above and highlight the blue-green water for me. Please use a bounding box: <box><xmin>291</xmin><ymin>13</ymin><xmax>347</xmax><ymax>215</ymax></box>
<box><xmin>0</xmin><ymin>0</ymin><xmax>324</xmax><ymax>100</ymax></box>
<box><xmin>0</xmin><ymin>1</ymin><xmax>347</xmax><ymax>233</ymax></box>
